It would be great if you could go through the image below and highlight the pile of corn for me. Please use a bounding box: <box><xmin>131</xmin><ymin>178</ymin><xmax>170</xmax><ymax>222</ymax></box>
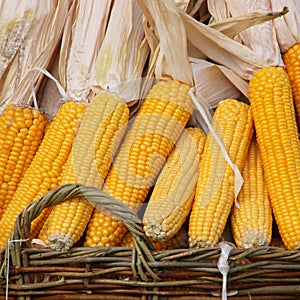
<box><xmin>0</xmin><ymin>0</ymin><xmax>300</xmax><ymax>254</ymax></box>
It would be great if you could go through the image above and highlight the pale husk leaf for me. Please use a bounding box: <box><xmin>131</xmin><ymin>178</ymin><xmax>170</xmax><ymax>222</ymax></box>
<box><xmin>209</xmin><ymin>6</ymin><xmax>288</xmax><ymax>40</ymax></box>
<box><xmin>217</xmin><ymin>0</ymin><xmax>284</xmax><ymax>67</ymax></box>
<box><xmin>186</xmin><ymin>0</ymin><xmax>210</xmax><ymax>21</ymax></box>
<box><xmin>0</xmin><ymin>0</ymin><xmax>68</xmax><ymax>111</ymax></box>
<box><xmin>180</xmin><ymin>10</ymin><xmax>267</xmax><ymax>80</ymax></box>
<box><xmin>207</xmin><ymin>0</ymin><xmax>230</xmax><ymax>22</ymax></box>
<box><xmin>190</xmin><ymin>57</ymin><xmax>248</xmax><ymax>109</ymax></box>
<box><xmin>59</xmin><ymin>0</ymin><xmax>113</xmax><ymax>103</ymax></box>
<box><xmin>271</xmin><ymin>0</ymin><xmax>300</xmax><ymax>53</ymax></box>
<box><xmin>137</xmin><ymin>0</ymin><xmax>193</xmax><ymax>86</ymax></box>
<box><xmin>190</xmin><ymin>56</ymin><xmax>248</xmax><ymax>132</ymax></box>
<box><xmin>175</xmin><ymin>0</ymin><xmax>190</xmax><ymax>12</ymax></box>
<box><xmin>92</xmin><ymin>0</ymin><xmax>149</xmax><ymax>104</ymax></box>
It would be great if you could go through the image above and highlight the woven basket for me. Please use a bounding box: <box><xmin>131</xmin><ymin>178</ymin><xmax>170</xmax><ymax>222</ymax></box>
<box><xmin>1</xmin><ymin>184</ymin><xmax>300</xmax><ymax>300</ymax></box>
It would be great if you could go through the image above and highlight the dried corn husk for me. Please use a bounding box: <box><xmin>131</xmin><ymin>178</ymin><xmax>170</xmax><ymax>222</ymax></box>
<box><xmin>271</xmin><ymin>0</ymin><xmax>300</xmax><ymax>52</ymax></box>
<box><xmin>59</xmin><ymin>0</ymin><xmax>113</xmax><ymax>103</ymax></box>
<box><xmin>209</xmin><ymin>6</ymin><xmax>287</xmax><ymax>40</ymax></box>
<box><xmin>92</xmin><ymin>0</ymin><xmax>150</xmax><ymax>107</ymax></box>
<box><xmin>180</xmin><ymin>4</ymin><xmax>287</xmax><ymax>80</ymax></box>
<box><xmin>175</xmin><ymin>0</ymin><xmax>190</xmax><ymax>12</ymax></box>
<box><xmin>137</xmin><ymin>0</ymin><xmax>193</xmax><ymax>85</ymax></box>
<box><xmin>207</xmin><ymin>0</ymin><xmax>230</xmax><ymax>22</ymax></box>
<box><xmin>191</xmin><ymin>57</ymin><xmax>248</xmax><ymax>109</ymax></box>
<box><xmin>190</xmin><ymin>56</ymin><xmax>249</xmax><ymax>133</ymax></box>
<box><xmin>0</xmin><ymin>0</ymin><xmax>69</xmax><ymax>112</ymax></box>
<box><xmin>211</xmin><ymin>0</ymin><xmax>284</xmax><ymax>67</ymax></box>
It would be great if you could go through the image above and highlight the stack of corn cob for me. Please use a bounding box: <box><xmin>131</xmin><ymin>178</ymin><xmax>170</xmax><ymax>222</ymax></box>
<box><xmin>0</xmin><ymin>0</ymin><xmax>299</xmax><ymax>253</ymax></box>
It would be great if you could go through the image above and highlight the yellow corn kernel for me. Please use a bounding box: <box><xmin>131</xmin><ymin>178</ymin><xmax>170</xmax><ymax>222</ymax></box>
<box><xmin>0</xmin><ymin>101</ymin><xmax>85</xmax><ymax>248</ymax></box>
<box><xmin>39</xmin><ymin>93</ymin><xmax>129</xmax><ymax>251</ymax></box>
<box><xmin>189</xmin><ymin>99</ymin><xmax>253</xmax><ymax>248</ymax></box>
<box><xmin>84</xmin><ymin>80</ymin><xmax>193</xmax><ymax>247</ymax></box>
<box><xmin>0</xmin><ymin>105</ymin><xmax>47</xmax><ymax>217</ymax></box>
<box><xmin>30</xmin><ymin>207</ymin><xmax>53</xmax><ymax>239</ymax></box>
<box><xmin>283</xmin><ymin>43</ymin><xmax>300</xmax><ymax>129</ymax></box>
<box><xmin>143</xmin><ymin>127</ymin><xmax>206</xmax><ymax>241</ymax></box>
<box><xmin>231</xmin><ymin>137</ymin><xmax>272</xmax><ymax>248</ymax></box>
<box><xmin>249</xmin><ymin>66</ymin><xmax>300</xmax><ymax>250</ymax></box>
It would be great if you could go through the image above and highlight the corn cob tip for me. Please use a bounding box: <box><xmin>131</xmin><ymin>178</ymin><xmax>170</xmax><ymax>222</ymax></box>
<box><xmin>143</xmin><ymin>223</ymin><xmax>168</xmax><ymax>241</ymax></box>
<box><xmin>47</xmin><ymin>233</ymin><xmax>74</xmax><ymax>252</ymax></box>
<box><xmin>238</xmin><ymin>228</ymin><xmax>270</xmax><ymax>249</ymax></box>
<box><xmin>189</xmin><ymin>239</ymin><xmax>212</xmax><ymax>249</ymax></box>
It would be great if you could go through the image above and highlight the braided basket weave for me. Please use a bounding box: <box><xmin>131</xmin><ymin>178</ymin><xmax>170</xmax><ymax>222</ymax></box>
<box><xmin>1</xmin><ymin>184</ymin><xmax>300</xmax><ymax>300</ymax></box>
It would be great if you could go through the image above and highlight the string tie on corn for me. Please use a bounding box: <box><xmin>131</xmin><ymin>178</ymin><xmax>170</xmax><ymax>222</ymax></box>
<box><xmin>29</xmin><ymin>66</ymin><xmax>69</xmax><ymax>108</ymax></box>
<box><xmin>188</xmin><ymin>88</ymin><xmax>243</xmax><ymax>207</ymax></box>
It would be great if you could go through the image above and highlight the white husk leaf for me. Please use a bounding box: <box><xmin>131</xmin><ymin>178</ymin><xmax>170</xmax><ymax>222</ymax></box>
<box><xmin>59</xmin><ymin>0</ymin><xmax>113</xmax><ymax>103</ymax></box>
<box><xmin>208</xmin><ymin>0</ymin><xmax>230</xmax><ymax>22</ymax></box>
<box><xmin>92</xmin><ymin>0</ymin><xmax>149</xmax><ymax>104</ymax></box>
<box><xmin>271</xmin><ymin>0</ymin><xmax>300</xmax><ymax>53</ymax></box>
<box><xmin>180</xmin><ymin>11</ymin><xmax>267</xmax><ymax>80</ymax></box>
<box><xmin>0</xmin><ymin>0</ymin><xmax>69</xmax><ymax>111</ymax></box>
<box><xmin>190</xmin><ymin>56</ymin><xmax>248</xmax><ymax>131</ymax></box>
<box><xmin>175</xmin><ymin>0</ymin><xmax>190</xmax><ymax>11</ymax></box>
<box><xmin>190</xmin><ymin>57</ymin><xmax>248</xmax><ymax>109</ymax></box>
<box><xmin>220</xmin><ymin>0</ymin><xmax>284</xmax><ymax>67</ymax></box>
<box><xmin>209</xmin><ymin>7</ymin><xmax>288</xmax><ymax>39</ymax></box>
<box><xmin>137</xmin><ymin>0</ymin><xmax>193</xmax><ymax>85</ymax></box>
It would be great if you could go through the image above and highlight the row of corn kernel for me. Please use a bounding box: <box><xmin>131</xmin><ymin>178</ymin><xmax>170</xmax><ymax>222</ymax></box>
<box><xmin>39</xmin><ymin>93</ymin><xmax>129</xmax><ymax>251</ymax></box>
<box><xmin>189</xmin><ymin>65</ymin><xmax>300</xmax><ymax>251</ymax></box>
<box><xmin>0</xmin><ymin>101</ymin><xmax>85</xmax><ymax>248</ymax></box>
<box><xmin>1</xmin><ymin>66</ymin><xmax>299</xmax><ymax>251</ymax></box>
<box><xmin>0</xmin><ymin>79</ymin><xmax>193</xmax><ymax>251</ymax></box>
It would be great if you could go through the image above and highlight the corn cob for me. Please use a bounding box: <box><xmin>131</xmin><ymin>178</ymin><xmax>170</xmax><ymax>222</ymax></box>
<box><xmin>283</xmin><ymin>43</ymin><xmax>300</xmax><ymax>129</ymax></box>
<box><xmin>120</xmin><ymin>226</ymin><xmax>188</xmax><ymax>250</ymax></box>
<box><xmin>0</xmin><ymin>104</ymin><xmax>48</xmax><ymax>217</ymax></box>
<box><xmin>39</xmin><ymin>93</ymin><xmax>129</xmax><ymax>251</ymax></box>
<box><xmin>84</xmin><ymin>80</ymin><xmax>193</xmax><ymax>247</ymax></box>
<box><xmin>231</xmin><ymin>136</ymin><xmax>272</xmax><ymax>248</ymax></box>
<box><xmin>143</xmin><ymin>127</ymin><xmax>206</xmax><ymax>241</ymax></box>
<box><xmin>30</xmin><ymin>207</ymin><xmax>52</xmax><ymax>239</ymax></box>
<box><xmin>248</xmin><ymin>66</ymin><xmax>300</xmax><ymax>250</ymax></box>
<box><xmin>0</xmin><ymin>101</ymin><xmax>85</xmax><ymax>248</ymax></box>
<box><xmin>189</xmin><ymin>99</ymin><xmax>253</xmax><ymax>248</ymax></box>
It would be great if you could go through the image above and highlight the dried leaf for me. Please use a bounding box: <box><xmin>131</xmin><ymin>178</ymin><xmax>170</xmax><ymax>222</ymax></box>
<box><xmin>137</xmin><ymin>0</ymin><xmax>193</xmax><ymax>85</ymax></box>
<box><xmin>181</xmin><ymin>11</ymin><xmax>266</xmax><ymax>80</ymax></box>
<box><xmin>217</xmin><ymin>0</ymin><xmax>284</xmax><ymax>67</ymax></box>
<box><xmin>175</xmin><ymin>0</ymin><xmax>191</xmax><ymax>12</ymax></box>
<box><xmin>59</xmin><ymin>0</ymin><xmax>113</xmax><ymax>102</ymax></box>
<box><xmin>271</xmin><ymin>0</ymin><xmax>300</xmax><ymax>52</ymax></box>
<box><xmin>208</xmin><ymin>0</ymin><xmax>230</xmax><ymax>22</ymax></box>
<box><xmin>0</xmin><ymin>0</ymin><xmax>69</xmax><ymax>111</ymax></box>
<box><xmin>209</xmin><ymin>7</ymin><xmax>288</xmax><ymax>40</ymax></box>
<box><xmin>91</xmin><ymin>0</ymin><xmax>149</xmax><ymax>106</ymax></box>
